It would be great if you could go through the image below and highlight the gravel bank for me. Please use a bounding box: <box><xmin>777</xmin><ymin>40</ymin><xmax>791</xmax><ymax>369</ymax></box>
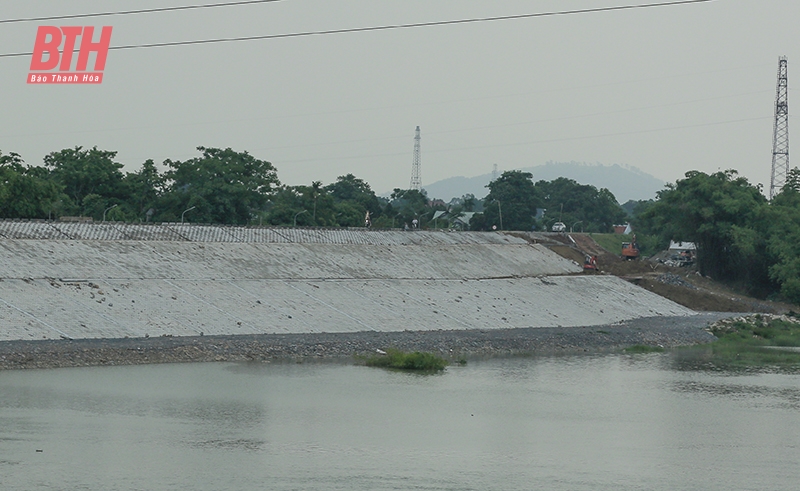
<box><xmin>0</xmin><ymin>313</ymin><xmax>735</xmax><ymax>370</ymax></box>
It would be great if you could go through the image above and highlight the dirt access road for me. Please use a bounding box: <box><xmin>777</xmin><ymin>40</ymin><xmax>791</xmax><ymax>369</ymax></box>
<box><xmin>546</xmin><ymin>233</ymin><xmax>794</xmax><ymax>314</ymax></box>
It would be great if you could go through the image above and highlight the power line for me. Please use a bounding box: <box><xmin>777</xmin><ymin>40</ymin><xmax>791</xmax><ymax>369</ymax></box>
<box><xmin>0</xmin><ymin>0</ymin><xmax>714</xmax><ymax>59</ymax></box>
<box><xmin>275</xmin><ymin>116</ymin><xmax>769</xmax><ymax>165</ymax></box>
<box><xmin>0</xmin><ymin>0</ymin><xmax>285</xmax><ymax>24</ymax></box>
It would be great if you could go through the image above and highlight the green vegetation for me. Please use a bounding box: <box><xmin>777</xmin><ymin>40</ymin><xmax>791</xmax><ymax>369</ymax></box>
<box><xmin>478</xmin><ymin>171</ymin><xmax>626</xmax><ymax>232</ymax></box>
<box><xmin>633</xmin><ymin>168</ymin><xmax>800</xmax><ymax>304</ymax></box>
<box><xmin>624</xmin><ymin>345</ymin><xmax>665</xmax><ymax>354</ymax></box>
<box><xmin>364</xmin><ymin>349</ymin><xmax>448</xmax><ymax>371</ymax></box>
<box><xmin>532</xmin><ymin>176</ymin><xmax>626</xmax><ymax>233</ymax></box>
<box><xmin>590</xmin><ymin>233</ymin><xmax>629</xmax><ymax>255</ymax></box>
<box><xmin>590</xmin><ymin>232</ymin><xmax>661</xmax><ymax>256</ymax></box>
<box><xmin>0</xmin><ymin>147</ymin><xmax>631</xmax><ymax>232</ymax></box>
<box><xmin>0</xmin><ymin>147</ymin><xmax>394</xmax><ymax>227</ymax></box>
<box><xmin>680</xmin><ymin>317</ymin><xmax>800</xmax><ymax>367</ymax></box>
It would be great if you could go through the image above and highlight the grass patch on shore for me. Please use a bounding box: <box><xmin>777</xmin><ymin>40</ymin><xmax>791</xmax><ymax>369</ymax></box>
<box><xmin>363</xmin><ymin>349</ymin><xmax>448</xmax><ymax>371</ymax></box>
<box><xmin>680</xmin><ymin>316</ymin><xmax>800</xmax><ymax>368</ymax></box>
<box><xmin>624</xmin><ymin>344</ymin><xmax>665</xmax><ymax>354</ymax></box>
<box><xmin>589</xmin><ymin>233</ymin><xmax>629</xmax><ymax>255</ymax></box>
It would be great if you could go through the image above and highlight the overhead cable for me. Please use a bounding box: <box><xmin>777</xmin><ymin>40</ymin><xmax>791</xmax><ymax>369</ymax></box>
<box><xmin>0</xmin><ymin>0</ymin><xmax>285</xmax><ymax>24</ymax></box>
<box><xmin>0</xmin><ymin>0</ymin><xmax>714</xmax><ymax>59</ymax></box>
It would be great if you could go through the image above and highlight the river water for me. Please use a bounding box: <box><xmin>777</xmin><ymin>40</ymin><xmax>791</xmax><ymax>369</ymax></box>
<box><xmin>1</xmin><ymin>353</ymin><xmax>799</xmax><ymax>491</ymax></box>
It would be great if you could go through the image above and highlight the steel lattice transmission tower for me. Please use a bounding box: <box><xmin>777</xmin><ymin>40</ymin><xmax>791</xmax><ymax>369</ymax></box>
<box><xmin>770</xmin><ymin>56</ymin><xmax>789</xmax><ymax>200</ymax></box>
<box><xmin>410</xmin><ymin>126</ymin><xmax>422</xmax><ymax>190</ymax></box>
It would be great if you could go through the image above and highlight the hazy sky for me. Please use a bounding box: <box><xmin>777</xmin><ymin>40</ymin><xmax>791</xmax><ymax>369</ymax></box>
<box><xmin>1</xmin><ymin>0</ymin><xmax>799</xmax><ymax>196</ymax></box>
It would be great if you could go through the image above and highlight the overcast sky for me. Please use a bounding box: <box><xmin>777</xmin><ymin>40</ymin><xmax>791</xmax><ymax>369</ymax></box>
<box><xmin>1</xmin><ymin>0</ymin><xmax>799</xmax><ymax>197</ymax></box>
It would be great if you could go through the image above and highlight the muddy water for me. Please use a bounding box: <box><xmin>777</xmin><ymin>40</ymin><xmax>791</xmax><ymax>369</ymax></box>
<box><xmin>1</xmin><ymin>354</ymin><xmax>799</xmax><ymax>491</ymax></box>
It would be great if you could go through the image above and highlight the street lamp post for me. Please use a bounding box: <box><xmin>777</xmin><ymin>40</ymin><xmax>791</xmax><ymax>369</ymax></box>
<box><xmin>419</xmin><ymin>210</ymin><xmax>436</xmax><ymax>230</ymax></box>
<box><xmin>181</xmin><ymin>206</ymin><xmax>196</xmax><ymax>223</ymax></box>
<box><xmin>102</xmin><ymin>204</ymin><xmax>118</xmax><ymax>222</ymax></box>
<box><xmin>571</xmin><ymin>221</ymin><xmax>583</xmax><ymax>233</ymax></box>
<box><xmin>490</xmin><ymin>199</ymin><xmax>503</xmax><ymax>230</ymax></box>
<box><xmin>293</xmin><ymin>210</ymin><xmax>307</xmax><ymax>227</ymax></box>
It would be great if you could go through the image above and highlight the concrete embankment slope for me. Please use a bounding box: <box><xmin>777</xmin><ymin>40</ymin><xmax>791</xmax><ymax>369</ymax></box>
<box><xmin>0</xmin><ymin>222</ymin><xmax>694</xmax><ymax>342</ymax></box>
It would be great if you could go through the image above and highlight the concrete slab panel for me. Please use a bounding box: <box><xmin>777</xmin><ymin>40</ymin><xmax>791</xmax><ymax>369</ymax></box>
<box><xmin>0</xmin><ymin>225</ymin><xmax>695</xmax><ymax>342</ymax></box>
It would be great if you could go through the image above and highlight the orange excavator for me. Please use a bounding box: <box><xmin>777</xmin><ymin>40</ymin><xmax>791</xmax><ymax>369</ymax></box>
<box><xmin>583</xmin><ymin>254</ymin><xmax>598</xmax><ymax>272</ymax></box>
<box><xmin>621</xmin><ymin>234</ymin><xmax>640</xmax><ymax>260</ymax></box>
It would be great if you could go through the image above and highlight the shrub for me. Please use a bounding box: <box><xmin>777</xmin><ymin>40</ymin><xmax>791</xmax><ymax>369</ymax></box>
<box><xmin>364</xmin><ymin>349</ymin><xmax>448</xmax><ymax>371</ymax></box>
<box><xmin>685</xmin><ymin>318</ymin><xmax>800</xmax><ymax>367</ymax></box>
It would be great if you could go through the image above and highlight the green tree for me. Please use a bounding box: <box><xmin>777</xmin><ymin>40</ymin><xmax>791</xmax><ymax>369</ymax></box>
<box><xmin>461</xmin><ymin>193</ymin><xmax>477</xmax><ymax>212</ymax></box>
<box><xmin>44</xmin><ymin>146</ymin><xmax>126</xmax><ymax>216</ymax></box>
<box><xmin>534</xmin><ymin>177</ymin><xmax>625</xmax><ymax>232</ymax></box>
<box><xmin>0</xmin><ymin>151</ymin><xmax>65</xmax><ymax>219</ymax></box>
<box><xmin>123</xmin><ymin>159</ymin><xmax>165</xmax><ymax>222</ymax></box>
<box><xmin>390</xmin><ymin>188</ymin><xmax>429</xmax><ymax>228</ymax></box>
<box><xmin>640</xmin><ymin>170</ymin><xmax>769</xmax><ymax>286</ymax></box>
<box><xmin>162</xmin><ymin>147</ymin><xmax>279</xmax><ymax>224</ymax></box>
<box><xmin>295</xmin><ymin>181</ymin><xmax>338</xmax><ymax>226</ymax></box>
<box><xmin>325</xmin><ymin>173</ymin><xmax>383</xmax><ymax>225</ymax></box>
<box><xmin>763</xmin><ymin>179</ymin><xmax>800</xmax><ymax>303</ymax></box>
<box><xmin>783</xmin><ymin>167</ymin><xmax>800</xmax><ymax>193</ymax></box>
<box><xmin>263</xmin><ymin>186</ymin><xmax>303</xmax><ymax>226</ymax></box>
<box><xmin>326</xmin><ymin>174</ymin><xmax>381</xmax><ymax>211</ymax></box>
<box><xmin>484</xmin><ymin>171</ymin><xmax>539</xmax><ymax>231</ymax></box>
<box><xmin>333</xmin><ymin>201</ymin><xmax>365</xmax><ymax>227</ymax></box>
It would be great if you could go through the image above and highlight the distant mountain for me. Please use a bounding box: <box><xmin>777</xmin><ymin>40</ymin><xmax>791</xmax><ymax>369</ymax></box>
<box><xmin>422</xmin><ymin>161</ymin><xmax>666</xmax><ymax>203</ymax></box>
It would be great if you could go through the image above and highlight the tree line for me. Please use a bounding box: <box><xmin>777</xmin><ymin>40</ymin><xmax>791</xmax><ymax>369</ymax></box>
<box><xmin>0</xmin><ymin>147</ymin><xmax>628</xmax><ymax>232</ymax></box>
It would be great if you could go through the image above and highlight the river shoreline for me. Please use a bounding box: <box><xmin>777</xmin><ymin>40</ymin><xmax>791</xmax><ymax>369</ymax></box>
<box><xmin>0</xmin><ymin>313</ymin><xmax>736</xmax><ymax>370</ymax></box>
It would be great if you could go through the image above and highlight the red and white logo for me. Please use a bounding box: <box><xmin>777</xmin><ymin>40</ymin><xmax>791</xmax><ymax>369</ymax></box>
<box><xmin>28</xmin><ymin>26</ymin><xmax>113</xmax><ymax>84</ymax></box>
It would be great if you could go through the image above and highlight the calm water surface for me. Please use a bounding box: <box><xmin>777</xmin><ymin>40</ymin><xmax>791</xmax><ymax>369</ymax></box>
<box><xmin>1</xmin><ymin>354</ymin><xmax>799</xmax><ymax>490</ymax></box>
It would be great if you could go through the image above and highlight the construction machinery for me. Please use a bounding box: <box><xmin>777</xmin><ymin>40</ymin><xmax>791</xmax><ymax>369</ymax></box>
<box><xmin>621</xmin><ymin>234</ymin><xmax>640</xmax><ymax>260</ymax></box>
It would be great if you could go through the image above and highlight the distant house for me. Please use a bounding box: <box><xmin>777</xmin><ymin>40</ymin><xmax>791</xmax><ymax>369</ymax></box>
<box><xmin>668</xmin><ymin>241</ymin><xmax>696</xmax><ymax>264</ymax></box>
<box><xmin>431</xmin><ymin>210</ymin><xmax>476</xmax><ymax>230</ymax></box>
<box><xmin>669</xmin><ymin>241</ymin><xmax>696</xmax><ymax>252</ymax></box>
<box><xmin>431</xmin><ymin>210</ymin><xmax>448</xmax><ymax>228</ymax></box>
<box><xmin>613</xmin><ymin>223</ymin><xmax>633</xmax><ymax>234</ymax></box>
<box><xmin>452</xmin><ymin>212</ymin><xmax>476</xmax><ymax>230</ymax></box>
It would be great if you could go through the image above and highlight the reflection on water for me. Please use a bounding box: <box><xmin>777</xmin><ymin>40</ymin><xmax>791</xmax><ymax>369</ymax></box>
<box><xmin>1</xmin><ymin>354</ymin><xmax>800</xmax><ymax>491</ymax></box>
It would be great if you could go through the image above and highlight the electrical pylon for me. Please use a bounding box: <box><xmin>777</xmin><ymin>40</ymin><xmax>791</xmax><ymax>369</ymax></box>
<box><xmin>770</xmin><ymin>56</ymin><xmax>789</xmax><ymax>200</ymax></box>
<box><xmin>410</xmin><ymin>126</ymin><xmax>422</xmax><ymax>190</ymax></box>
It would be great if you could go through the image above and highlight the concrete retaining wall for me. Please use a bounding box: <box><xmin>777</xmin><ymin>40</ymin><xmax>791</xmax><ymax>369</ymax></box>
<box><xmin>0</xmin><ymin>225</ymin><xmax>695</xmax><ymax>341</ymax></box>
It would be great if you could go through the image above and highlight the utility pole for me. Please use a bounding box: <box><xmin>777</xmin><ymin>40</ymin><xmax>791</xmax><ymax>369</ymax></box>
<box><xmin>770</xmin><ymin>56</ymin><xmax>789</xmax><ymax>200</ymax></box>
<box><xmin>410</xmin><ymin>126</ymin><xmax>422</xmax><ymax>191</ymax></box>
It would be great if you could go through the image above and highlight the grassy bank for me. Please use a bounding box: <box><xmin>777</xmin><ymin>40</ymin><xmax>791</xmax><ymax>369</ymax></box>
<box><xmin>589</xmin><ymin>233</ymin><xmax>629</xmax><ymax>255</ymax></box>
<box><xmin>589</xmin><ymin>233</ymin><xmax>661</xmax><ymax>256</ymax></box>
<box><xmin>678</xmin><ymin>315</ymin><xmax>800</xmax><ymax>368</ymax></box>
<box><xmin>363</xmin><ymin>349</ymin><xmax>449</xmax><ymax>371</ymax></box>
